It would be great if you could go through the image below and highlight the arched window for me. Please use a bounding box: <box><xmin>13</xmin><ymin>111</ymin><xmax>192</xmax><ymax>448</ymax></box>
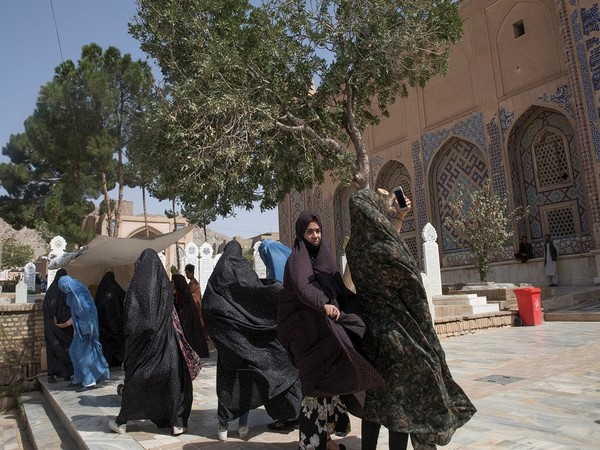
<box><xmin>533</xmin><ymin>127</ymin><xmax>572</xmax><ymax>191</ymax></box>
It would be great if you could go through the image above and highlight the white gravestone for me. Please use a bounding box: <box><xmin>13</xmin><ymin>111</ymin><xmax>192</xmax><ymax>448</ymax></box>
<box><xmin>47</xmin><ymin>236</ymin><xmax>67</xmax><ymax>288</ymax></box>
<box><xmin>198</xmin><ymin>243</ymin><xmax>215</xmax><ymax>295</ymax></box>
<box><xmin>422</xmin><ymin>223</ymin><xmax>443</xmax><ymax>297</ymax></box>
<box><xmin>184</xmin><ymin>242</ymin><xmax>199</xmax><ymax>276</ymax></box>
<box><xmin>253</xmin><ymin>241</ymin><xmax>267</xmax><ymax>278</ymax></box>
<box><xmin>15</xmin><ymin>280</ymin><xmax>28</xmax><ymax>303</ymax></box>
<box><xmin>24</xmin><ymin>262</ymin><xmax>36</xmax><ymax>293</ymax></box>
<box><xmin>158</xmin><ymin>251</ymin><xmax>167</xmax><ymax>270</ymax></box>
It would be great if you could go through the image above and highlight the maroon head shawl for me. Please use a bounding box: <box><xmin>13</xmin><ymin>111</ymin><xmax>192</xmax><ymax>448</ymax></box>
<box><xmin>277</xmin><ymin>211</ymin><xmax>383</xmax><ymax>397</ymax></box>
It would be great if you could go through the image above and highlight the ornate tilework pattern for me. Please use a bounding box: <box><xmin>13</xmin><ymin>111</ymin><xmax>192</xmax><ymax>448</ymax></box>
<box><xmin>421</xmin><ymin>113</ymin><xmax>487</xmax><ymax>169</ymax></box>
<box><xmin>410</xmin><ymin>140</ymin><xmax>428</xmax><ymax>241</ymax></box>
<box><xmin>373</xmin><ymin>160</ymin><xmax>419</xmax><ymax>265</ymax></box>
<box><xmin>369</xmin><ymin>156</ymin><xmax>383</xmax><ymax>188</ymax></box>
<box><xmin>486</xmin><ymin>116</ymin><xmax>509</xmax><ymax>197</ymax></box>
<box><xmin>571</xmin><ymin>7</ymin><xmax>600</xmax><ymax>161</ymax></box>
<box><xmin>279</xmin><ymin>198</ymin><xmax>291</xmax><ymax>247</ymax></box>
<box><xmin>499</xmin><ymin>107</ymin><xmax>515</xmax><ymax>138</ymax></box>
<box><xmin>508</xmin><ymin>108</ymin><xmax>591</xmax><ymax>255</ymax></box>
<box><xmin>314</xmin><ymin>187</ymin><xmax>323</xmax><ymax>218</ymax></box>
<box><xmin>434</xmin><ymin>140</ymin><xmax>489</xmax><ymax>252</ymax></box>
<box><xmin>537</xmin><ymin>84</ymin><xmax>574</xmax><ymax>115</ymax></box>
<box><xmin>556</xmin><ymin>0</ymin><xmax>600</xmax><ymax>241</ymax></box>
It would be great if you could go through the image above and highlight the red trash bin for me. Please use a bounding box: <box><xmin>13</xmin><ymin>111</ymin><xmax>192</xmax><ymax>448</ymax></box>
<box><xmin>513</xmin><ymin>287</ymin><xmax>543</xmax><ymax>326</ymax></box>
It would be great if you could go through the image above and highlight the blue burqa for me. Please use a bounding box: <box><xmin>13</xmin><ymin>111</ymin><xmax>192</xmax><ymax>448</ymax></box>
<box><xmin>258</xmin><ymin>239</ymin><xmax>291</xmax><ymax>282</ymax></box>
<box><xmin>59</xmin><ymin>275</ymin><xmax>110</xmax><ymax>387</ymax></box>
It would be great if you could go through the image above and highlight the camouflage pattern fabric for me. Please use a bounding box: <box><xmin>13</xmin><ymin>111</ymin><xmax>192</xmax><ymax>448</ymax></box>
<box><xmin>346</xmin><ymin>188</ymin><xmax>476</xmax><ymax>449</ymax></box>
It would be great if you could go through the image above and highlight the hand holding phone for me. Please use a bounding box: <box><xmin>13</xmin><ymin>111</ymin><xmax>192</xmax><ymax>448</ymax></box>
<box><xmin>394</xmin><ymin>187</ymin><xmax>409</xmax><ymax>211</ymax></box>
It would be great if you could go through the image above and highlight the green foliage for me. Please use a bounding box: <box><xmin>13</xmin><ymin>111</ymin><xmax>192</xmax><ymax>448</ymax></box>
<box><xmin>1</xmin><ymin>238</ymin><xmax>34</xmax><ymax>270</ymax></box>
<box><xmin>0</xmin><ymin>44</ymin><xmax>154</xmax><ymax>245</ymax></box>
<box><xmin>129</xmin><ymin>0</ymin><xmax>462</xmax><ymax>215</ymax></box>
<box><xmin>445</xmin><ymin>180</ymin><xmax>528</xmax><ymax>282</ymax></box>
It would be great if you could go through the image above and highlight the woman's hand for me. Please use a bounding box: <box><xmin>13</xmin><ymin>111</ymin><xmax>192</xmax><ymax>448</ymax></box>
<box><xmin>392</xmin><ymin>196</ymin><xmax>412</xmax><ymax>221</ymax></box>
<box><xmin>324</xmin><ymin>304</ymin><xmax>341</xmax><ymax>321</ymax></box>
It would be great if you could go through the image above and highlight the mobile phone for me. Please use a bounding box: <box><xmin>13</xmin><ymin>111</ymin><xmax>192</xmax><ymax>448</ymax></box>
<box><xmin>394</xmin><ymin>187</ymin><xmax>409</xmax><ymax>210</ymax></box>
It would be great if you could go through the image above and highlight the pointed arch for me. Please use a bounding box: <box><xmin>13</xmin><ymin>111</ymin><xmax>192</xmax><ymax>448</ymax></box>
<box><xmin>429</xmin><ymin>137</ymin><xmax>489</xmax><ymax>264</ymax></box>
<box><xmin>507</xmin><ymin>105</ymin><xmax>591</xmax><ymax>256</ymax></box>
<box><xmin>374</xmin><ymin>160</ymin><xmax>420</xmax><ymax>266</ymax></box>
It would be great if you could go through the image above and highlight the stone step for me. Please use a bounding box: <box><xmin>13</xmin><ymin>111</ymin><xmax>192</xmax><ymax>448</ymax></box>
<box><xmin>544</xmin><ymin>311</ymin><xmax>600</xmax><ymax>321</ymax></box>
<box><xmin>433</xmin><ymin>294</ymin><xmax>489</xmax><ymax>306</ymax></box>
<box><xmin>25</xmin><ymin>373</ymin><xmax>145</xmax><ymax>450</ymax></box>
<box><xmin>21</xmin><ymin>390</ymin><xmax>78</xmax><ymax>450</ymax></box>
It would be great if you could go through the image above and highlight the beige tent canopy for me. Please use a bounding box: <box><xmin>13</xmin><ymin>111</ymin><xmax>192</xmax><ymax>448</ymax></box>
<box><xmin>64</xmin><ymin>224</ymin><xmax>195</xmax><ymax>289</ymax></box>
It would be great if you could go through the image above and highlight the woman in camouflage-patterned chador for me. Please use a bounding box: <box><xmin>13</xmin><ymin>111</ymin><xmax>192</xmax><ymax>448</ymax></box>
<box><xmin>346</xmin><ymin>188</ymin><xmax>476</xmax><ymax>450</ymax></box>
<box><xmin>278</xmin><ymin>211</ymin><xmax>383</xmax><ymax>450</ymax></box>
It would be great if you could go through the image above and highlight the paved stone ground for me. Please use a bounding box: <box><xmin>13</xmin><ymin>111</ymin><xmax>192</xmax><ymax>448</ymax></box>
<box><xmin>4</xmin><ymin>321</ymin><xmax>600</xmax><ymax>449</ymax></box>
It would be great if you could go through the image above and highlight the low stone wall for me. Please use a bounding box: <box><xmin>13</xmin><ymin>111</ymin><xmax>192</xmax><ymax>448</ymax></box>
<box><xmin>435</xmin><ymin>311</ymin><xmax>518</xmax><ymax>339</ymax></box>
<box><xmin>0</xmin><ymin>300</ymin><xmax>44</xmax><ymax>385</ymax></box>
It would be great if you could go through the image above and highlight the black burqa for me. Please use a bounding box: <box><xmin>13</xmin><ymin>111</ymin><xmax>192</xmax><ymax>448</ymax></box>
<box><xmin>203</xmin><ymin>240</ymin><xmax>302</xmax><ymax>425</ymax></box>
<box><xmin>116</xmin><ymin>249</ymin><xmax>192</xmax><ymax>429</ymax></box>
<box><xmin>277</xmin><ymin>211</ymin><xmax>384</xmax><ymax>398</ymax></box>
<box><xmin>172</xmin><ymin>274</ymin><xmax>210</xmax><ymax>358</ymax></box>
<box><xmin>42</xmin><ymin>269</ymin><xmax>73</xmax><ymax>379</ymax></box>
<box><xmin>94</xmin><ymin>271</ymin><xmax>125</xmax><ymax>367</ymax></box>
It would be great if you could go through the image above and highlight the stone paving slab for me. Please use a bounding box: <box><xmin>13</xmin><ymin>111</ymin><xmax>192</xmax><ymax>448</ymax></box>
<box><xmin>15</xmin><ymin>321</ymin><xmax>600</xmax><ymax>449</ymax></box>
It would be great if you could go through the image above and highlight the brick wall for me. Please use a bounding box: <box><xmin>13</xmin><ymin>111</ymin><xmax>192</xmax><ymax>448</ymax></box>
<box><xmin>0</xmin><ymin>300</ymin><xmax>44</xmax><ymax>385</ymax></box>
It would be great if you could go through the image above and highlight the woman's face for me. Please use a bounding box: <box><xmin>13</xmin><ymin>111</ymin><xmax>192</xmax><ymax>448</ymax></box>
<box><xmin>303</xmin><ymin>220</ymin><xmax>322</xmax><ymax>247</ymax></box>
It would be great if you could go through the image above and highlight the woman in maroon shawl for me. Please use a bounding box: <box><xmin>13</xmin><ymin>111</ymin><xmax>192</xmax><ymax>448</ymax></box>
<box><xmin>172</xmin><ymin>274</ymin><xmax>210</xmax><ymax>359</ymax></box>
<box><xmin>278</xmin><ymin>211</ymin><xmax>383</xmax><ymax>450</ymax></box>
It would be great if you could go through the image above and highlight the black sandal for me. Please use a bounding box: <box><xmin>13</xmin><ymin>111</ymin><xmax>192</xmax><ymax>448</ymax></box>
<box><xmin>267</xmin><ymin>419</ymin><xmax>297</xmax><ymax>431</ymax></box>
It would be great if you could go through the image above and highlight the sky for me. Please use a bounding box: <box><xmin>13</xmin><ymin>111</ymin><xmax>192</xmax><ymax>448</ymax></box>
<box><xmin>0</xmin><ymin>0</ymin><xmax>279</xmax><ymax>238</ymax></box>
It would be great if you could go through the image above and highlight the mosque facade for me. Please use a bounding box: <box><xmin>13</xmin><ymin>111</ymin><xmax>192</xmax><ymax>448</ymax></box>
<box><xmin>278</xmin><ymin>0</ymin><xmax>600</xmax><ymax>286</ymax></box>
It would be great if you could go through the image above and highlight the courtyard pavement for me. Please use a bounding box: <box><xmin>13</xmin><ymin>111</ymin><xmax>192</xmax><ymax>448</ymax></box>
<box><xmin>2</xmin><ymin>321</ymin><xmax>600</xmax><ymax>449</ymax></box>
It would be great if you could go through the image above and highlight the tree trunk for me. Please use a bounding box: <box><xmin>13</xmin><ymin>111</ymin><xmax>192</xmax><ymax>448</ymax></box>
<box><xmin>142</xmin><ymin>184</ymin><xmax>149</xmax><ymax>238</ymax></box>
<box><xmin>203</xmin><ymin>224</ymin><xmax>207</xmax><ymax>243</ymax></box>
<box><xmin>345</xmin><ymin>85</ymin><xmax>370</xmax><ymax>189</ymax></box>
<box><xmin>115</xmin><ymin>145</ymin><xmax>125</xmax><ymax>237</ymax></box>
<box><xmin>172</xmin><ymin>198</ymin><xmax>180</xmax><ymax>271</ymax></box>
<box><xmin>101</xmin><ymin>172</ymin><xmax>114</xmax><ymax>236</ymax></box>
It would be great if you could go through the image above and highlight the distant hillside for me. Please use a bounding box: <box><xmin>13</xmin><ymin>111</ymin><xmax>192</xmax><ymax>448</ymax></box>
<box><xmin>192</xmin><ymin>226</ymin><xmax>231</xmax><ymax>252</ymax></box>
<box><xmin>0</xmin><ymin>218</ymin><xmax>48</xmax><ymax>258</ymax></box>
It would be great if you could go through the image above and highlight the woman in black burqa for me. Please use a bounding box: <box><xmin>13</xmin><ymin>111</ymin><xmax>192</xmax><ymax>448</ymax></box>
<box><xmin>108</xmin><ymin>248</ymin><xmax>196</xmax><ymax>436</ymax></box>
<box><xmin>94</xmin><ymin>271</ymin><xmax>125</xmax><ymax>367</ymax></box>
<box><xmin>277</xmin><ymin>211</ymin><xmax>384</xmax><ymax>450</ymax></box>
<box><xmin>203</xmin><ymin>240</ymin><xmax>302</xmax><ymax>441</ymax></box>
<box><xmin>42</xmin><ymin>268</ymin><xmax>73</xmax><ymax>383</ymax></box>
<box><xmin>172</xmin><ymin>273</ymin><xmax>209</xmax><ymax>359</ymax></box>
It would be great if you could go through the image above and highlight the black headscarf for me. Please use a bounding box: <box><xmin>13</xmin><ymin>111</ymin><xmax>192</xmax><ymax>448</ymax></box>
<box><xmin>42</xmin><ymin>268</ymin><xmax>73</xmax><ymax>378</ymax></box>
<box><xmin>94</xmin><ymin>271</ymin><xmax>125</xmax><ymax>366</ymax></box>
<box><xmin>346</xmin><ymin>188</ymin><xmax>476</xmax><ymax>447</ymax></box>
<box><xmin>278</xmin><ymin>211</ymin><xmax>383</xmax><ymax>397</ymax></box>
<box><xmin>172</xmin><ymin>274</ymin><xmax>209</xmax><ymax>358</ymax></box>
<box><xmin>203</xmin><ymin>240</ymin><xmax>301</xmax><ymax>424</ymax></box>
<box><xmin>116</xmin><ymin>249</ymin><xmax>192</xmax><ymax>429</ymax></box>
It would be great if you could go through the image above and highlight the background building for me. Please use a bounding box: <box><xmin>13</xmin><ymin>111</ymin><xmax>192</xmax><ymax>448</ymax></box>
<box><xmin>278</xmin><ymin>0</ymin><xmax>600</xmax><ymax>286</ymax></box>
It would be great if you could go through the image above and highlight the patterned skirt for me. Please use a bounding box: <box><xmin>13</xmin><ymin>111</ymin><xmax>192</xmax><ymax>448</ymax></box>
<box><xmin>299</xmin><ymin>396</ymin><xmax>350</xmax><ymax>449</ymax></box>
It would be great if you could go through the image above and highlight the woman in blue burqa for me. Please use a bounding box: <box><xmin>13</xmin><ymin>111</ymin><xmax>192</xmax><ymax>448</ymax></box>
<box><xmin>94</xmin><ymin>271</ymin><xmax>125</xmax><ymax>367</ymax></box>
<box><xmin>346</xmin><ymin>188</ymin><xmax>476</xmax><ymax>450</ymax></box>
<box><xmin>42</xmin><ymin>268</ymin><xmax>73</xmax><ymax>383</ymax></box>
<box><xmin>258</xmin><ymin>239</ymin><xmax>291</xmax><ymax>282</ymax></box>
<box><xmin>57</xmin><ymin>275</ymin><xmax>110</xmax><ymax>391</ymax></box>
<box><xmin>108</xmin><ymin>248</ymin><xmax>199</xmax><ymax>436</ymax></box>
<box><xmin>203</xmin><ymin>240</ymin><xmax>302</xmax><ymax>441</ymax></box>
